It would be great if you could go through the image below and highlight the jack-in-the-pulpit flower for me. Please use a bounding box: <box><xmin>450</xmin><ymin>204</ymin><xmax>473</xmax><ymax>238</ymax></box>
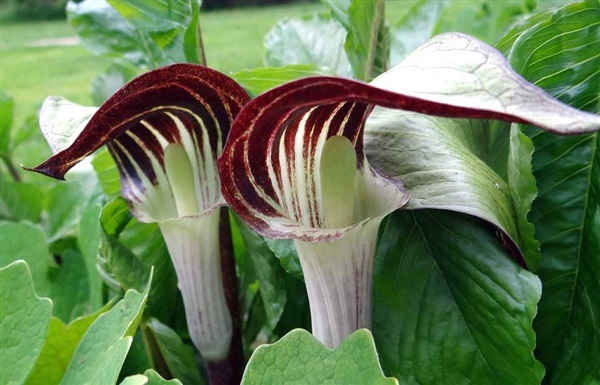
<box><xmin>218</xmin><ymin>32</ymin><xmax>600</xmax><ymax>348</ymax></box>
<box><xmin>29</xmin><ymin>64</ymin><xmax>250</xmax><ymax>369</ymax></box>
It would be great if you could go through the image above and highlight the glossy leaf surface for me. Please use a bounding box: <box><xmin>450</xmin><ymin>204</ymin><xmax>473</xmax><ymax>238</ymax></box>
<box><xmin>499</xmin><ymin>2</ymin><xmax>600</xmax><ymax>383</ymax></box>
<box><xmin>373</xmin><ymin>210</ymin><xmax>543</xmax><ymax>385</ymax></box>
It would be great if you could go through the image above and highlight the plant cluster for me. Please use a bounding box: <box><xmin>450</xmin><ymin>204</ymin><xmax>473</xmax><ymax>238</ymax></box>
<box><xmin>1</xmin><ymin>1</ymin><xmax>599</xmax><ymax>385</ymax></box>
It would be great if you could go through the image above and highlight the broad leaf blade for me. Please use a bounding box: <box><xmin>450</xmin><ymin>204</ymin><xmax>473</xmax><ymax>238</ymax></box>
<box><xmin>263</xmin><ymin>13</ymin><xmax>352</xmax><ymax>77</ymax></box>
<box><xmin>500</xmin><ymin>2</ymin><xmax>600</xmax><ymax>383</ymax></box>
<box><xmin>67</xmin><ymin>0</ymin><xmax>169</xmax><ymax>68</ymax></box>
<box><xmin>241</xmin><ymin>329</ymin><xmax>397</xmax><ymax>384</ymax></box>
<box><xmin>24</xmin><ymin>302</ymin><xmax>113</xmax><ymax>385</ymax></box>
<box><xmin>388</xmin><ymin>0</ymin><xmax>444</xmax><ymax>66</ymax></box>
<box><xmin>373</xmin><ymin>210</ymin><xmax>544</xmax><ymax>385</ymax></box>
<box><xmin>0</xmin><ymin>261</ymin><xmax>53</xmax><ymax>385</ymax></box>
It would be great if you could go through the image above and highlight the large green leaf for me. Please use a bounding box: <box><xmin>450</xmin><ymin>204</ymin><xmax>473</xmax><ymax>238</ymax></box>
<box><xmin>107</xmin><ymin>0</ymin><xmax>200</xmax><ymax>65</ymax></box>
<box><xmin>0</xmin><ymin>261</ymin><xmax>52</xmax><ymax>385</ymax></box>
<box><xmin>67</xmin><ymin>0</ymin><xmax>173</xmax><ymax>68</ymax></box>
<box><xmin>241</xmin><ymin>329</ymin><xmax>397</xmax><ymax>384</ymax></box>
<box><xmin>24</xmin><ymin>302</ymin><xmax>113</xmax><ymax>385</ymax></box>
<box><xmin>373</xmin><ymin>210</ymin><xmax>543</xmax><ymax>385</ymax></box>
<box><xmin>58</xmin><ymin>272</ymin><xmax>152</xmax><ymax>385</ymax></box>
<box><xmin>388</xmin><ymin>0</ymin><xmax>444</xmax><ymax>66</ymax></box>
<box><xmin>433</xmin><ymin>0</ymin><xmax>534</xmax><ymax>44</ymax></box>
<box><xmin>498</xmin><ymin>2</ymin><xmax>600</xmax><ymax>384</ymax></box>
<box><xmin>263</xmin><ymin>13</ymin><xmax>351</xmax><ymax>77</ymax></box>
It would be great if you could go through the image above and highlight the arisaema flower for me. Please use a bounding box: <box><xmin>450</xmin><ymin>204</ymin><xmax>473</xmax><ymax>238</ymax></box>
<box><xmin>29</xmin><ymin>64</ymin><xmax>250</xmax><ymax>378</ymax></box>
<box><xmin>218</xmin><ymin>33</ymin><xmax>600</xmax><ymax>348</ymax></box>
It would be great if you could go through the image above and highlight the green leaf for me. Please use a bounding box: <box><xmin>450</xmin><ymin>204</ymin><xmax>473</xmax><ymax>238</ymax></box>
<box><xmin>0</xmin><ymin>180</ymin><xmax>44</xmax><ymax>222</ymax></box>
<box><xmin>58</xmin><ymin>272</ymin><xmax>152</xmax><ymax>385</ymax></box>
<box><xmin>241</xmin><ymin>329</ymin><xmax>397</xmax><ymax>384</ymax></box>
<box><xmin>24</xmin><ymin>302</ymin><xmax>113</xmax><ymax>385</ymax></box>
<box><xmin>0</xmin><ymin>90</ymin><xmax>14</xmax><ymax>157</ymax></box>
<box><xmin>234</xmin><ymin>214</ymin><xmax>287</xmax><ymax>331</ymax></box>
<box><xmin>373</xmin><ymin>210</ymin><xmax>544</xmax><ymax>385</ymax></box>
<box><xmin>146</xmin><ymin>318</ymin><xmax>204</xmax><ymax>385</ymax></box>
<box><xmin>499</xmin><ymin>2</ymin><xmax>600</xmax><ymax>383</ymax></box>
<box><xmin>119</xmin><ymin>370</ymin><xmax>183</xmax><ymax>385</ymax></box>
<box><xmin>91</xmin><ymin>147</ymin><xmax>121</xmax><ymax>198</ymax></box>
<box><xmin>264</xmin><ymin>13</ymin><xmax>351</xmax><ymax>77</ymax></box>
<box><xmin>264</xmin><ymin>238</ymin><xmax>303</xmax><ymax>280</ymax></box>
<box><xmin>507</xmin><ymin>126</ymin><xmax>540</xmax><ymax>269</ymax></box>
<box><xmin>66</xmin><ymin>0</ymin><xmax>172</xmax><ymax>68</ymax></box>
<box><xmin>91</xmin><ymin>62</ymin><xmax>139</xmax><ymax>105</ymax></box>
<box><xmin>433</xmin><ymin>0</ymin><xmax>534</xmax><ymax>45</ymax></box>
<box><xmin>343</xmin><ymin>0</ymin><xmax>388</xmax><ymax>80</ymax></box>
<box><xmin>107</xmin><ymin>0</ymin><xmax>198</xmax><ymax>65</ymax></box>
<box><xmin>0</xmin><ymin>261</ymin><xmax>52</xmax><ymax>385</ymax></box>
<box><xmin>231</xmin><ymin>64</ymin><xmax>332</xmax><ymax>98</ymax></box>
<box><xmin>388</xmin><ymin>0</ymin><xmax>444</xmax><ymax>66</ymax></box>
<box><xmin>44</xmin><ymin>171</ymin><xmax>102</xmax><ymax>242</ymax></box>
<box><xmin>182</xmin><ymin>0</ymin><xmax>203</xmax><ymax>64</ymax></box>
<box><xmin>48</xmin><ymin>250</ymin><xmax>90</xmax><ymax>322</ymax></box>
<box><xmin>98</xmin><ymin>198</ymin><xmax>152</xmax><ymax>293</ymax></box>
<box><xmin>99</xmin><ymin>197</ymin><xmax>179</xmax><ymax>322</ymax></box>
<box><xmin>0</xmin><ymin>222</ymin><xmax>54</xmax><ymax>296</ymax></box>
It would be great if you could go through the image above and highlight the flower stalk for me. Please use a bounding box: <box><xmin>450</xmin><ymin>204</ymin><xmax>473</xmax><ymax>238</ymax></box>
<box><xmin>27</xmin><ymin>64</ymin><xmax>250</xmax><ymax>384</ymax></box>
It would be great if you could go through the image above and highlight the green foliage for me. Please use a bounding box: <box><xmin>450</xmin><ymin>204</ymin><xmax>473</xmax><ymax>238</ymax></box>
<box><xmin>0</xmin><ymin>262</ymin><xmax>52</xmax><ymax>385</ymax></box>
<box><xmin>1</xmin><ymin>1</ymin><xmax>599</xmax><ymax>384</ymax></box>
<box><xmin>241</xmin><ymin>329</ymin><xmax>397</xmax><ymax>385</ymax></box>
<box><xmin>499</xmin><ymin>1</ymin><xmax>600</xmax><ymax>383</ymax></box>
<box><xmin>373</xmin><ymin>210</ymin><xmax>543</xmax><ymax>384</ymax></box>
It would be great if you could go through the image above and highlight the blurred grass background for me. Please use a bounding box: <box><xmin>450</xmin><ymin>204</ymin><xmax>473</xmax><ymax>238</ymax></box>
<box><xmin>0</xmin><ymin>2</ymin><xmax>411</xmax><ymax>137</ymax></box>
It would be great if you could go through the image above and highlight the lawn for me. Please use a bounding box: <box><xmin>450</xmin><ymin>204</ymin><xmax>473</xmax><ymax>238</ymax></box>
<box><xmin>0</xmin><ymin>3</ymin><xmax>328</xmax><ymax>128</ymax></box>
<box><xmin>1</xmin><ymin>2</ymin><xmax>416</xmax><ymax>127</ymax></box>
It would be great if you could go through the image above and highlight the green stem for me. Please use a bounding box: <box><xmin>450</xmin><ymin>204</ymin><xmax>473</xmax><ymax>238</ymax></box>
<box><xmin>364</xmin><ymin>0</ymin><xmax>386</xmax><ymax>81</ymax></box>
<box><xmin>2</xmin><ymin>154</ymin><xmax>21</xmax><ymax>182</ymax></box>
